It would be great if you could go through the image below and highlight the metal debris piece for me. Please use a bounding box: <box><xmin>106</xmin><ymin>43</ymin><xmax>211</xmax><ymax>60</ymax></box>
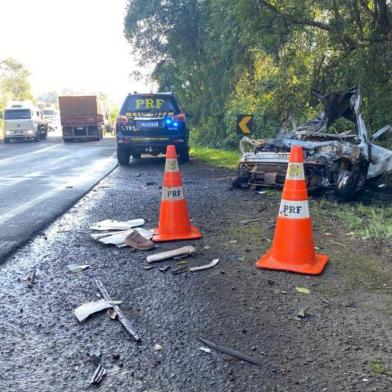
<box><xmin>147</xmin><ymin>246</ymin><xmax>196</xmax><ymax>263</ymax></box>
<box><xmin>90</xmin><ymin>219</ymin><xmax>145</xmax><ymax>231</ymax></box>
<box><xmin>240</xmin><ymin>217</ymin><xmax>263</xmax><ymax>225</ymax></box>
<box><xmin>144</xmin><ymin>265</ymin><xmax>155</xmax><ymax>271</ymax></box>
<box><xmin>74</xmin><ymin>299</ymin><xmax>122</xmax><ymax>323</ymax></box>
<box><xmin>171</xmin><ymin>266</ymin><xmax>189</xmax><ymax>274</ymax></box>
<box><xmin>153</xmin><ymin>344</ymin><xmax>163</xmax><ymax>352</ymax></box>
<box><xmin>95</xmin><ymin>280</ymin><xmax>141</xmax><ymax>342</ymax></box>
<box><xmin>67</xmin><ymin>264</ymin><xmax>90</xmax><ymax>273</ymax></box>
<box><xmin>199</xmin><ymin>346</ymin><xmax>212</xmax><ymax>354</ymax></box>
<box><xmin>295</xmin><ymin>308</ymin><xmax>310</xmax><ymax>320</ymax></box>
<box><xmin>90</xmin><ymin>363</ymin><xmax>107</xmax><ymax>385</ymax></box>
<box><xmin>197</xmin><ymin>337</ymin><xmax>262</xmax><ymax>366</ymax></box>
<box><xmin>189</xmin><ymin>259</ymin><xmax>219</xmax><ymax>272</ymax></box>
<box><xmin>26</xmin><ymin>269</ymin><xmax>36</xmax><ymax>288</ymax></box>
<box><xmin>125</xmin><ymin>230</ymin><xmax>155</xmax><ymax>250</ymax></box>
<box><xmin>295</xmin><ymin>287</ymin><xmax>310</xmax><ymax>294</ymax></box>
<box><xmin>159</xmin><ymin>266</ymin><xmax>170</xmax><ymax>272</ymax></box>
<box><xmin>204</xmin><ymin>245</ymin><xmax>211</xmax><ymax>250</ymax></box>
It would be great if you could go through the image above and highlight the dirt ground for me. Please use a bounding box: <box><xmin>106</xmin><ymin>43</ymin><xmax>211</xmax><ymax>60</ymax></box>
<box><xmin>0</xmin><ymin>157</ymin><xmax>391</xmax><ymax>392</ymax></box>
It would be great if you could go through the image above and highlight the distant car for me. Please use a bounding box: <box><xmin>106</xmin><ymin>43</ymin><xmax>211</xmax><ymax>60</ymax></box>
<box><xmin>116</xmin><ymin>93</ymin><xmax>190</xmax><ymax>165</ymax></box>
<box><xmin>3</xmin><ymin>101</ymin><xmax>48</xmax><ymax>143</ymax></box>
<box><xmin>42</xmin><ymin>108</ymin><xmax>60</xmax><ymax>132</ymax></box>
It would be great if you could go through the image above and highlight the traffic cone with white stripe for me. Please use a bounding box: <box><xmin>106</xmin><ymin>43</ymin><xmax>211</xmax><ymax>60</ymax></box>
<box><xmin>256</xmin><ymin>145</ymin><xmax>328</xmax><ymax>275</ymax></box>
<box><xmin>153</xmin><ymin>145</ymin><xmax>202</xmax><ymax>242</ymax></box>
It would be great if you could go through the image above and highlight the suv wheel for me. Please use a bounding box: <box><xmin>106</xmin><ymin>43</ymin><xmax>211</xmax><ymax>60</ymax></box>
<box><xmin>131</xmin><ymin>152</ymin><xmax>141</xmax><ymax>159</ymax></box>
<box><xmin>178</xmin><ymin>146</ymin><xmax>190</xmax><ymax>164</ymax></box>
<box><xmin>117</xmin><ymin>149</ymin><xmax>130</xmax><ymax>165</ymax></box>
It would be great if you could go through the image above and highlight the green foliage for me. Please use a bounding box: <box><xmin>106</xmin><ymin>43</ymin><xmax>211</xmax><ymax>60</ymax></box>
<box><xmin>0</xmin><ymin>58</ymin><xmax>33</xmax><ymax>113</ymax></box>
<box><xmin>124</xmin><ymin>0</ymin><xmax>392</xmax><ymax>147</ymax></box>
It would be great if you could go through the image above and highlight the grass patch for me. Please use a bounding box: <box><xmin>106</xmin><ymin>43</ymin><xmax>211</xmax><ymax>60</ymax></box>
<box><xmin>311</xmin><ymin>198</ymin><xmax>392</xmax><ymax>240</ymax></box>
<box><xmin>369</xmin><ymin>361</ymin><xmax>390</xmax><ymax>376</ymax></box>
<box><xmin>190</xmin><ymin>145</ymin><xmax>240</xmax><ymax>168</ymax></box>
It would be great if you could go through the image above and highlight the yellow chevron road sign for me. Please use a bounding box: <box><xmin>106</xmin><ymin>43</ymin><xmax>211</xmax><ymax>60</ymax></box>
<box><xmin>236</xmin><ymin>114</ymin><xmax>254</xmax><ymax>136</ymax></box>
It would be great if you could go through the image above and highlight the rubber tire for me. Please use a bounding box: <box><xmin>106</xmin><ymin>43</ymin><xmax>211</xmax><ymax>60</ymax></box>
<box><xmin>131</xmin><ymin>152</ymin><xmax>141</xmax><ymax>159</ymax></box>
<box><xmin>335</xmin><ymin>169</ymin><xmax>359</xmax><ymax>201</ymax></box>
<box><xmin>117</xmin><ymin>149</ymin><xmax>130</xmax><ymax>165</ymax></box>
<box><xmin>4</xmin><ymin>138</ymin><xmax>10</xmax><ymax>144</ymax></box>
<box><xmin>34</xmin><ymin>132</ymin><xmax>40</xmax><ymax>142</ymax></box>
<box><xmin>178</xmin><ymin>146</ymin><xmax>190</xmax><ymax>164</ymax></box>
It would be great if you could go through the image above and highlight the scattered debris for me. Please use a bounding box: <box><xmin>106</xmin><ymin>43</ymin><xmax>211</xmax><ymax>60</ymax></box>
<box><xmin>74</xmin><ymin>299</ymin><xmax>122</xmax><ymax>323</ymax></box>
<box><xmin>203</xmin><ymin>245</ymin><xmax>211</xmax><ymax>250</ymax></box>
<box><xmin>197</xmin><ymin>337</ymin><xmax>262</xmax><ymax>366</ymax></box>
<box><xmin>295</xmin><ymin>308</ymin><xmax>310</xmax><ymax>320</ymax></box>
<box><xmin>159</xmin><ymin>266</ymin><xmax>170</xmax><ymax>272</ymax></box>
<box><xmin>26</xmin><ymin>269</ymin><xmax>36</xmax><ymax>288</ymax></box>
<box><xmin>125</xmin><ymin>230</ymin><xmax>155</xmax><ymax>250</ymax></box>
<box><xmin>90</xmin><ymin>363</ymin><xmax>107</xmax><ymax>385</ymax></box>
<box><xmin>107</xmin><ymin>308</ymin><xmax>118</xmax><ymax>320</ymax></box>
<box><xmin>67</xmin><ymin>264</ymin><xmax>90</xmax><ymax>273</ymax></box>
<box><xmin>240</xmin><ymin>217</ymin><xmax>263</xmax><ymax>225</ymax></box>
<box><xmin>199</xmin><ymin>346</ymin><xmax>212</xmax><ymax>354</ymax></box>
<box><xmin>96</xmin><ymin>280</ymin><xmax>141</xmax><ymax>342</ymax></box>
<box><xmin>189</xmin><ymin>258</ymin><xmax>219</xmax><ymax>272</ymax></box>
<box><xmin>92</xmin><ymin>228</ymin><xmax>153</xmax><ymax>248</ymax></box>
<box><xmin>144</xmin><ymin>265</ymin><xmax>155</xmax><ymax>271</ymax></box>
<box><xmin>153</xmin><ymin>344</ymin><xmax>163</xmax><ymax>352</ymax></box>
<box><xmin>173</xmin><ymin>254</ymin><xmax>192</xmax><ymax>261</ymax></box>
<box><xmin>295</xmin><ymin>287</ymin><xmax>310</xmax><ymax>294</ymax></box>
<box><xmin>90</xmin><ymin>219</ymin><xmax>145</xmax><ymax>231</ymax></box>
<box><xmin>258</xmin><ymin>191</ymin><xmax>267</xmax><ymax>195</ymax></box>
<box><xmin>171</xmin><ymin>266</ymin><xmax>189</xmax><ymax>275</ymax></box>
<box><xmin>229</xmin><ymin>240</ymin><xmax>237</xmax><ymax>244</ymax></box>
<box><xmin>147</xmin><ymin>246</ymin><xmax>196</xmax><ymax>263</ymax></box>
<box><xmin>146</xmin><ymin>181</ymin><xmax>158</xmax><ymax>186</ymax></box>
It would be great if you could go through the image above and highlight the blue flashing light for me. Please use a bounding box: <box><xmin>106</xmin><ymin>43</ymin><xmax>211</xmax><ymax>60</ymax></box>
<box><xmin>165</xmin><ymin>118</ymin><xmax>172</xmax><ymax>125</ymax></box>
<box><xmin>173</xmin><ymin>121</ymin><xmax>179</xmax><ymax>127</ymax></box>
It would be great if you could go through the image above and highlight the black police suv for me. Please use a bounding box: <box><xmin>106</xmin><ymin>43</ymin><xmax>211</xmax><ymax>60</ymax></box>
<box><xmin>116</xmin><ymin>93</ymin><xmax>190</xmax><ymax>165</ymax></box>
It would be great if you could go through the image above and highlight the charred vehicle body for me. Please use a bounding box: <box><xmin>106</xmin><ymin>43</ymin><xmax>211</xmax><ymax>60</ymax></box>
<box><xmin>233</xmin><ymin>87</ymin><xmax>392</xmax><ymax>199</ymax></box>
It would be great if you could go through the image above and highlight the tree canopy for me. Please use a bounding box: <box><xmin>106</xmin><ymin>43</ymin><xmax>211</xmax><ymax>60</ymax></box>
<box><xmin>0</xmin><ymin>58</ymin><xmax>33</xmax><ymax>113</ymax></box>
<box><xmin>124</xmin><ymin>0</ymin><xmax>392</xmax><ymax>148</ymax></box>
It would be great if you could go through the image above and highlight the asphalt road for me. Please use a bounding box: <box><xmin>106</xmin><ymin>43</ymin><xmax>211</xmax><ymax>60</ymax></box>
<box><xmin>0</xmin><ymin>136</ymin><xmax>117</xmax><ymax>261</ymax></box>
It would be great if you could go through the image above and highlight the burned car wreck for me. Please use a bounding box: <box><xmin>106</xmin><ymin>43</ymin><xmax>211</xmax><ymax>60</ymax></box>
<box><xmin>233</xmin><ymin>87</ymin><xmax>392</xmax><ymax>199</ymax></box>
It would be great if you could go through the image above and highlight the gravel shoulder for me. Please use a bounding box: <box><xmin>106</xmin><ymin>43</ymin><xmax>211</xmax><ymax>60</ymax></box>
<box><xmin>0</xmin><ymin>157</ymin><xmax>391</xmax><ymax>392</ymax></box>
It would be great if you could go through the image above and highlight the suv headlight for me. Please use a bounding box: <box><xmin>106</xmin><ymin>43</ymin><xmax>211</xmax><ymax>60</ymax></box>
<box><xmin>27</xmin><ymin>130</ymin><xmax>34</xmax><ymax>135</ymax></box>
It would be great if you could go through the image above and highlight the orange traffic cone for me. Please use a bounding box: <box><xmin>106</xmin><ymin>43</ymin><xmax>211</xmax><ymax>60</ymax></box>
<box><xmin>256</xmin><ymin>145</ymin><xmax>328</xmax><ymax>275</ymax></box>
<box><xmin>153</xmin><ymin>145</ymin><xmax>202</xmax><ymax>242</ymax></box>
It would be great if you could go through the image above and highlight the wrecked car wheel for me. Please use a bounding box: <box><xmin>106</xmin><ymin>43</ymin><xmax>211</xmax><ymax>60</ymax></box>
<box><xmin>335</xmin><ymin>170</ymin><xmax>359</xmax><ymax>200</ymax></box>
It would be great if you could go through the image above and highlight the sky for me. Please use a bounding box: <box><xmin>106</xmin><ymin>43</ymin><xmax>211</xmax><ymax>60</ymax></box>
<box><xmin>0</xmin><ymin>0</ymin><xmax>153</xmax><ymax>105</ymax></box>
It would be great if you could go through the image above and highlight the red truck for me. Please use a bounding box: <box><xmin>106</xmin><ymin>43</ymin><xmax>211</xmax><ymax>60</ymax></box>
<box><xmin>59</xmin><ymin>96</ymin><xmax>104</xmax><ymax>142</ymax></box>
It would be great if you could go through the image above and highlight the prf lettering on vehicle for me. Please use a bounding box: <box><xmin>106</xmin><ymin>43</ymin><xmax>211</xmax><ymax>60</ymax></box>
<box><xmin>278</xmin><ymin>200</ymin><xmax>309</xmax><ymax>219</ymax></box>
<box><xmin>135</xmin><ymin>98</ymin><xmax>165</xmax><ymax>110</ymax></box>
<box><xmin>161</xmin><ymin>186</ymin><xmax>184</xmax><ymax>201</ymax></box>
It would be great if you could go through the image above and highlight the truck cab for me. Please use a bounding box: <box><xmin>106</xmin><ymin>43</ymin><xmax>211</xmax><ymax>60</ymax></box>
<box><xmin>3</xmin><ymin>102</ymin><xmax>48</xmax><ymax>143</ymax></box>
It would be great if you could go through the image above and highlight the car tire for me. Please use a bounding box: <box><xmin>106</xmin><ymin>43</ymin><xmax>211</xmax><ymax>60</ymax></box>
<box><xmin>178</xmin><ymin>146</ymin><xmax>190</xmax><ymax>164</ymax></box>
<box><xmin>335</xmin><ymin>169</ymin><xmax>359</xmax><ymax>201</ymax></box>
<box><xmin>117</xmin><ymin>149</ymin><xmax>130</xmax><ymax>165</ymax></box>
<box><xmin>131</xmin><ymin>152</ymin><xmax>141</xmax><ymax>159</ymax></box>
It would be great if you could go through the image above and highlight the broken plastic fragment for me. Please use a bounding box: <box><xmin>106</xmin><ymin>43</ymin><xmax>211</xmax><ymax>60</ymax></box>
<box><xmin>90</xmin><ymin>219</ymin><xmax>145</xmax><ymax>231</ymax></box>
<box><xmin>189</xmin><ymin>259</ymin><xmax>219</xmax><ymax>272</ymax></box>
<box><xmin>74</xmin><ymin>299</ymin><xmax>122</xmax><ymax>322</ymax></box>
<box><xmin>199</xmin><ymin>346</ymin><xmax>212</xmax><ymax>354</ymax></box>
<box><xmin>67</xmin><ymin>264</ymin><xmax>90</xmax><ymax>273</ymax></box>
<box><xmin>295</xmin><ymin>308</ymin><xmax>310</xmax><ymax>320</ymax></box>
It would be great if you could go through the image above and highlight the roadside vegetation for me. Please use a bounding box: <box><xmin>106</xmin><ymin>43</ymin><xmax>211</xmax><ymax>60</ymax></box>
<box><xmin>124</xmin><ymin>0</ymin><xmax>392</xmax><ymax>149</ymax></box>
<box><xmin>190</xmin><ymin>145</ymin><xmax>240</xmax><ymax>168</ymax></box>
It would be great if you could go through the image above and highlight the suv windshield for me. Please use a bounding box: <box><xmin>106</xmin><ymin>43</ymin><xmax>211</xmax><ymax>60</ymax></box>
<box><xmin>122</xmin><ymin>95</ymin><xmax>179</xmax><ymax>113</ymax></box>
<box><xmin>4</xmin><ymin>109</ymin><xmax>31</xmax><ymax>120</ymax></box>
